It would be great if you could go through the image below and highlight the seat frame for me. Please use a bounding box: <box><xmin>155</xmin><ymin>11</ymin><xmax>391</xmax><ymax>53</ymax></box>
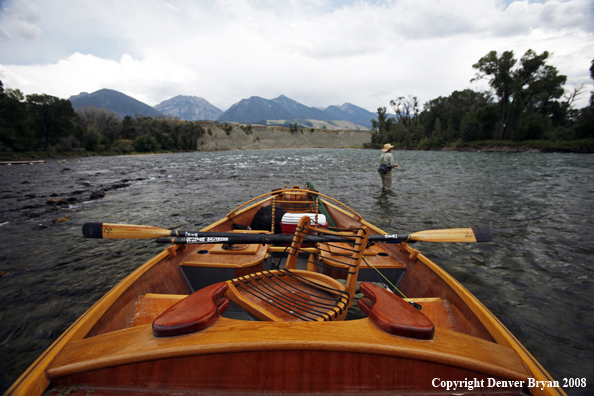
<box><xmin>225</xmin><ymin>216</ymin><xmax>368</xmax><ymax>321</ymax></box>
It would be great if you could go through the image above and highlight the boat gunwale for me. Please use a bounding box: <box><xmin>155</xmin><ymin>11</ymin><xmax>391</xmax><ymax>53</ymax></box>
<box><xmin>321</xmin><ymin>199</ymin><xmax>566</xmax><ymax>396</ymax></box>
<box><xmin>6</xmin><ymin>192</ymin><xmax>274</xmax><ymax>395</ymax></box>
<box><xmin>4</xmin><ymin>246</ymin><xmax>183</xmax><ymax>396</ymax></box>
<box><xmin>225</xmin><ymin>187</ymin><xmax>364</xmax><ymax>221</ymax></box>
<box><xmin>47</xmin><ymin>317</ymin><xmax>531</xmax><ymax>383</ymax></box>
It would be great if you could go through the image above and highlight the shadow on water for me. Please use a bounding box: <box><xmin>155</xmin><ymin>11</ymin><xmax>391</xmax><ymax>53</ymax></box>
<box><xmin>0</xmin><ymin>149</ymin><xmax>593</xmax><ymax>395</ymax></box>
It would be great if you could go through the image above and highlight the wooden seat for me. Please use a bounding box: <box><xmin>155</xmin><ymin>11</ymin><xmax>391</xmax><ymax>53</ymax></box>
<box><xmin>179</xmin><ymin>242</ymin><xmax>269</xmax><ymax>291</ymax></box>
<box><xmin>225</xmin><ymin>216</ymin><xmax>369</xmax><ymax>321</ymax></box>
<box><xmin>320</xmin><ymin>243</ymin><xmax>406</xmax><ymax>287</ymax></box>
<box><xmin>274</xmin><ymin>185</ymin><xmax>318</xmax><ymax>213</ymax></box>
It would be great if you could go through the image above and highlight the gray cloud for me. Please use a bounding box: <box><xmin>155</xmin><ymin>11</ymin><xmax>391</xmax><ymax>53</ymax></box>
<box><xmin>0</xmin><ymin>0</ymin><xmax>42</xmax><ymax>42</ymax></box>
<box><xmin>0</xmin><ymin>0</ymin><xmax>592</xmax><ymax>111</ymax></box>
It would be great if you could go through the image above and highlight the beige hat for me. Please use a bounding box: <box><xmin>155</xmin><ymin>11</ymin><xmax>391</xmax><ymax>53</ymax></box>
<box><xmin>382</xmin><ymin>143</ymin><xmax>394</xmax><ymax>152</ymax></box>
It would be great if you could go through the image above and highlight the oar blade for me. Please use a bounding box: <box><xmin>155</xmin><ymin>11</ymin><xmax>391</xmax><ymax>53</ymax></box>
<box><xmin>82</xmin><ymin>223</ymin><xmax>172</xmax><ymax>239</ymax></box>
<box><xmin>409</xmin><ymin>228</ymin><xmax>492</xmax><ymax>243</ymax></box>
<box><xmin>472</xmin><ymin>227</ymin><xmax>493</xmax><ymax>243</ymax></box>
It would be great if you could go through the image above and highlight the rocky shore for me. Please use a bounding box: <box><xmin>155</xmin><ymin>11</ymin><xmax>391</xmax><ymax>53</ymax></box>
<box><xmin>0</xmin><ymin>159</ymin><xmax>146</xmax><ymax>231</ymax></box>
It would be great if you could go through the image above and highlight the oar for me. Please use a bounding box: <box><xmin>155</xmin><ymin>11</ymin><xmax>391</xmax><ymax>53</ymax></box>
<box><xmin>83</xmin><ymin>222</ymin><xmax>492</xmax><ymax>244</ymax></box>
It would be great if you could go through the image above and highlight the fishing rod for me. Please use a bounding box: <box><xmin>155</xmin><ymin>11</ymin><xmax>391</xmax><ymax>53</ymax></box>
<box><xmin>82</xmin><ymin>222</ymin><xmax>493</xmax><ymax>244</ymax></box>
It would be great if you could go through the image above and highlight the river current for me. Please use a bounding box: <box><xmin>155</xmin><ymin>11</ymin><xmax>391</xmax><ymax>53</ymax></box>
<box><xmin>0</xmin><ymin>149</ymin><xmax>592</xmax><ymax>394</ymax></box>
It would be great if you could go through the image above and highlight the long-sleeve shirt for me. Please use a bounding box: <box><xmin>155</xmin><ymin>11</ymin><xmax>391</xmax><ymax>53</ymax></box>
<box><xmin>380</xmin><ymin>152</ymin><xmax>395</xmax><ymax>167</ymax></box>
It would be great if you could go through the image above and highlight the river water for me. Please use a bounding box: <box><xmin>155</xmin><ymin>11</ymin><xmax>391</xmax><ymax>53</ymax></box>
<box><xmin>0</xmin><ymin>149</ymin><xmax>592</xmax><ymax>395</ymax></box>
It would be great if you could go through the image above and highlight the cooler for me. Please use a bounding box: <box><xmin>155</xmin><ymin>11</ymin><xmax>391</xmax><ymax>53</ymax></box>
<box><xmin>280</xmin><ymin>213</ymin><xmax>328</xmax><ymax>235</ymax></box>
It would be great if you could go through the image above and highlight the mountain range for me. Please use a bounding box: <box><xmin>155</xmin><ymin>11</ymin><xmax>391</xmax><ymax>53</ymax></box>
<box><xmin>68</xmin><ymin>89</ymin><xmax>376</xmax><ymax>129</ymax></box>
<box><xmin>154</xmin><ymin>95</ymin><xmax>223</xmax><ymax>121</ymax></box>
<box><xmin>69</xmin><ymin>89</ymin><xmax>163</xmax><ymax>118</ymax></box>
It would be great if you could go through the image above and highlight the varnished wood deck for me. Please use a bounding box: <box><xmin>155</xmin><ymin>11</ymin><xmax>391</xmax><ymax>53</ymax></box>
<box><xmin>46</xmin><ymin>317</ymin><xmax>531</xmax><ymax>394</ymax></box>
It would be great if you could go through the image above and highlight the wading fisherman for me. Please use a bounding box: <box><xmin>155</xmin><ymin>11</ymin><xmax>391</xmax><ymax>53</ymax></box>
<box><xmin>378</xmin><ymin>143</ymin><xmax>398</xmax><ymax>191</ymax></box>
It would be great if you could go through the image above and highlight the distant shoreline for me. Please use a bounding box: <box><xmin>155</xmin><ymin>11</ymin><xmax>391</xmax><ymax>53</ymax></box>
<box><xmin>367</xmin><ymin>138</ymin><xmax>594</xmax><ymax>154</ymax></box>
<box><xmin>1</xmin><ymin>138</ymin><xmax>593</xmax><ymax>162</ymax></box>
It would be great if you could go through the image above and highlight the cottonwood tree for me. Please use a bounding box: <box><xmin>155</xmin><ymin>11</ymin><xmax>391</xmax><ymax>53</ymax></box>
<box><xmin>574</xmin><ymin>59</ymin><xmax>594</xmax><ymax>139</ymax></box>
<box><xmin>370</xmin><ymin>107</ymin><xmax>395</xmax><ymax>146</ymax></box>
<box><xmin>26</xmin><ymin>94</ymin><xmax>79</xmax><ymax>151</ymax></box>
<box><xmin>76</xmin><ymin>106</ymin><xmax>122</xmax><ymax>143</ymax></box>
<box><xmin>421</xmin><ymin>89</ymin><xmax>494</xmax><ymax>141</ymax></box>
<box><xmin>390</xmin><ymin>95</ymin><xmax>420</xmax><ymax>130</ymax></box>
<box><xmin>0</xmin><ymin>81</ymin><xmax>34</xmax><ymax>151</ymax></box>
<box><xmin>471</xmin><ymin>49</ymin><xmax>566</xmax><ymax>140</ymax></box>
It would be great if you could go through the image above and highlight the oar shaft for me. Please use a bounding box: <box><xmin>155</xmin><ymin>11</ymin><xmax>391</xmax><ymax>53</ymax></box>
<box><xmin>83</xmin><ymin>222</ymin><xmax>172</xmax><ymax>239</ymax></box>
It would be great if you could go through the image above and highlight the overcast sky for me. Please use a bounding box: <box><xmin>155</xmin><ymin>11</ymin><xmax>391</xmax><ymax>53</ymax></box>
<box><xmin>0</xmin><ymin>0</ymin><xmax>593</xmax><ymax>113</ymax></box>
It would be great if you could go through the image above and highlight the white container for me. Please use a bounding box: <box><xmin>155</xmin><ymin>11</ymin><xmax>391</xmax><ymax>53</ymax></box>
<box><xmin>280</xmin><ymin>213</ymin><xmax>327</xmax><ymax>226</ymax></box>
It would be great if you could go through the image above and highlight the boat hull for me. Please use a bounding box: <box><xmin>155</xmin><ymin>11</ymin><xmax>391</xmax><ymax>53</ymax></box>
<box><xmin>5</xmin><ymin>186</ymin><xmax>565</xmax><ymax>396</ymax></box>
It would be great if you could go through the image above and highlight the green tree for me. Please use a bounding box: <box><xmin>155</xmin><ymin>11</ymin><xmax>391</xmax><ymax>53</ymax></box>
<box><xmin>0</xmin><ymin>81</ymin><xmax>35</xmax><ymax>151</ymax></box>
<box><xmin>475</xmin><ymin>104</ymin><xmax>499</xmax><ymax>140</ymax></box>
<box><xmin>26</xmin><ymin>94</ymin><xmax>79</xmax><ymax>151</ymax></box>
<box><xmin>430</xmin><ymin>118</ymin><xmax>448</xmax><ymax>146</ymax></box>
<box><xmin>472</xmin><ymin>50</ymin><xmax>516</xmax><ymax>139</ymax></box>
<box><xmin>121</xmin><ymin>115</ymin><xmax>138</xmax><ymax>139</ymax></box>
<box><xmin>370</xmin><ymin>97</ymin><xmax>426</xmax><ymax>147</ymax></box>
<box><xmin>472</xmin><ymin>49</ymin><xmax>567</xmax><ymax>140</ymax></box>
<box><xmin>133</xmin><ymin>134</ymin><xmax>161</xmax><ymax>152</ymax></box>
<box><xmin>420</xmin><ymin>89</ymin><xmax>492</xmax><ymax>142</ymax></box>
<box><xmin>369</xmin><ymin>107</ymin><xmax>395</xmax><ymax>146</ymax></box>
<box><xmin>76</xmin><ymin>106</ymin><xmax>122</xmax><ymax>144</ymax></box>
<box><xmin>390</xmin><ymin>95</ymin><xmax>420</xmax><ymax>130</ymax></box>
<box><xmin>574</xmin><ymin>58</ymin><xmax>594</xmax><ymax>139</ymax></box>
<box><xmin>460</xmin><ymin>112</ymin><xmax>480</xmax><ymax>142</ymax></box>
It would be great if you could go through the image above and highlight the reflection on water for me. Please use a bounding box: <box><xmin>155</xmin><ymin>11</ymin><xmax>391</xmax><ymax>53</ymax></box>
<box><xmin>0</xmin><ymin>149</ymin><xmax>593</xmax><ymax>394</ymax></box>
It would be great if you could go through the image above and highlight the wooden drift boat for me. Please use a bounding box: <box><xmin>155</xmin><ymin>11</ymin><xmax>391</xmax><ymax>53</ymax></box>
<box><xmin>6</xmin><ymin>184</ymin><xmax>565</xmax><ymax>396</ymax></box>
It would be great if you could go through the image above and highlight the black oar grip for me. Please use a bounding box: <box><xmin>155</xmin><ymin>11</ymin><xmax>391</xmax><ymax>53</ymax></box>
<box><xmin>83</xmin><ymin>222</ymin><xmax>104</xmax><ymax>238</ymax></box>
<box><xmin>472</xmin><ymin>227</ymin><xmax>493</xmax><ymax>242</ymax></box>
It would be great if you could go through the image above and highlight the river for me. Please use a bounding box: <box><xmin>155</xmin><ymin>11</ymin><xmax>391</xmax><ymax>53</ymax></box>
<box><xmin>0</xmin><ymin>149</ymin><xmax>592</xmax><ymax>395</ymax></box>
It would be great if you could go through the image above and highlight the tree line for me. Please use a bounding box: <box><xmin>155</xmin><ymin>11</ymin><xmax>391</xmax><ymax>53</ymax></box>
<box><xmin>0</xmin><ymin>81</ymin><xmax>205</xmax><ymax>158</ymax></box>
<box><xmin>367</xmin><ymin>50</ymin><xmax>594</xmax><ymax>151</ymax></box>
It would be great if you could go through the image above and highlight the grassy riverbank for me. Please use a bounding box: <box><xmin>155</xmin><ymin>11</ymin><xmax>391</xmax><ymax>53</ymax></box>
<box><xmin>0</xmin><ymin>147</ymin><xmax>190</xmax><ymax>161</ymax></box>
<box><xmin>444</xmin><ymin>139</ymin><xmax>594</xmax><ymax>153</ymax></box>
<box><xmin>370</xmin><ymin>139</ymin><xmax>594</xmax><ymax>153</ymax></box>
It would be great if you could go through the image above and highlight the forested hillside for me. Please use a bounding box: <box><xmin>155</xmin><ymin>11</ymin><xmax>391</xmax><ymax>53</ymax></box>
<box><xmin>367</xmin><ymin>50</ymin><xmax>594</xmax><ymax>152</ymax></box>
<box><xmin>0</xmin><ymin>83</ymin><xmax>205</xmax><ymax>159</ymax></box>
<box><xmin>1</xmin><ymin>49</ymin><xmax>593</xmax><ymax>159</ymax></box>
